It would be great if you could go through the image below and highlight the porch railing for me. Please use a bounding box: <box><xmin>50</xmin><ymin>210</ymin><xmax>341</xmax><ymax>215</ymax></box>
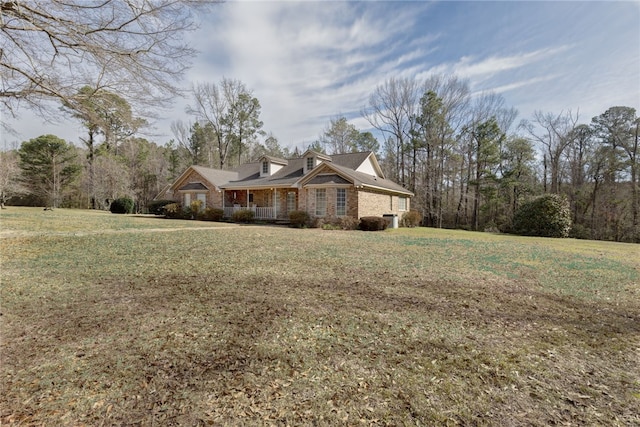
<box><xmin>224</xmin><ymin>206</ymin><xmax>276</xmax><ymax>220</ymax></box>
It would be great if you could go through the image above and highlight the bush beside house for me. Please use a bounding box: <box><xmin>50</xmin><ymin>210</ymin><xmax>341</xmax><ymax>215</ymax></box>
<box><xmin>401</xmin><ymin>210</ymin><xmax>421</xmax><ymax>227</ymax></box>
<box><xmin>314</xmin><ymin>216</ymin><xmax>359</xmax><ymax>230</ymax></box>
<box><xmin>289</xmin><ymin>210</ymin><xmax>311</xmax><ymax>228</ymax></box>
<box><xmin>199</xmin><ymin>208</ymin><xmax>224</xmax><ymax>221</ymax></box>
<box><xmin>360</xmin><ymin>216</ymin><xmax>388</xmax><ymax>231</ymax></box>
<box><xmin>232</xmin><ymin>209</ymin><xmax>255</xmax><ymax>223</ymax></box>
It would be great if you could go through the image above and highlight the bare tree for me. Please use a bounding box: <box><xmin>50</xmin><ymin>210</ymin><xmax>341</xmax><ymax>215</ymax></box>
<box><xmin>362</xmin><ymin>77</ymin><xmax>420</xmax><ymax>186</ymax></box>
<box><xmin>422</xmin><ymin>74</ymin><xmax>471</xmax><ymax>133</ymax></box>
<box><xmin>521</xmin><ymin>110</ymin><xmax>579</xmax><ymax>194</ymax></box>
<box><xmin>0</xmin><ymin>148</ymin><xmax>25</xmax><ymax>207</ymax></box>
<box><xmin>1</xmin><ymin>0</ymin><xmax>216</xmax><ymax>125</ymax></box>
<box><xmin>170</xmin><ymin>120</ymin><xmax>191</xmax><ymax>156</ymax></box>
<box><xmin>187</xmin><ymin>79</ymin><xmax>263</xmax><ymax>169</ymax></box>
<box><xmin>319</xmin><ymin>116</ymin><xmax>360</xmax><ymax>154</ymax></box>
<box><xmin>187</xmin><ymin>82</ymin><xmax>228</xmax><ymax>167</ymax></box>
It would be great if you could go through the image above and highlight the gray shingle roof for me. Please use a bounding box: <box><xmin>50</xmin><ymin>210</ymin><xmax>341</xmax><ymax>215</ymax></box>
<box><xmin>329</xmin><ymin>152</ymin><xmax>372</xmax><ymax>170</ymax></box>
<box><xmin>191</xmin><ymin>165</ymin><xmax>238</xmax><ymax>184</ymax></box>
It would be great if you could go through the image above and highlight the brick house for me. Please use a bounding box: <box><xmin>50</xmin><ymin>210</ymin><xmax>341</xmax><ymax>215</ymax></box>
<box><xmin>158</xmin><ymin>150</ymin><xmax>412</xmax><ymax>222</ymax></box>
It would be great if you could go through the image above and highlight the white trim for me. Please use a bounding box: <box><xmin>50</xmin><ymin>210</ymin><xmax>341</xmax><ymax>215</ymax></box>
<box><xmin>304</xmin><ymin>183</ymin><xmax>352</xmax><ymax>189</ymax></box>
<box><xmin>360</xmin><ymin>183</ymin><xmax>413</xmax><ymax>196</ymax></box>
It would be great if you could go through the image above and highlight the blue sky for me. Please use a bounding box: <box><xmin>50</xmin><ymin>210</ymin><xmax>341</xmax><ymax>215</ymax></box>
<box><xmin>4</xmin><ymin>1</ymin><xmax>639</xmax><ymax>150</ymax></box>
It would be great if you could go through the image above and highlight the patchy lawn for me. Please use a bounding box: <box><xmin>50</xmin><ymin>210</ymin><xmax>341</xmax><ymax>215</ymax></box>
<box><xmin>1</xmin><ymin>208</ymin><xmax>639</xmax><ymax>425</ymax></box>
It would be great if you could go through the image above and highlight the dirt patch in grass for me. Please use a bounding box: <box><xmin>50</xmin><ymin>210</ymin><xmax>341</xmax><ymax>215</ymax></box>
<box><xmin>2</xmin><ymin>269</ymin><xmax>638</xmax><ymax>426</ymax></box>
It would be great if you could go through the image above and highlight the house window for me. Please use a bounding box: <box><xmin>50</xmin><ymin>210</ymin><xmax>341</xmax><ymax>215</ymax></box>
<box><xmin>249</xmin><ymin>193</ymin><xmax>254</xmax><ymax>203</ymax></box>
<box><xmin>287</xmin><ymin>192</ymin><xmax>296</xmax><ymax>212</ymax></box>
<box><xmin>306</xmin><ymin>157</ymin><xmax>314</xmax><ymax>171</ymax></box>
<box><xmin>336</xmin><ymin>188</ymin><xmax>346</xmax><ymax>216</ymax></box>
<box><xmin>184</xmin><ymin>193</ymin><xmax>191</xmax><ymax>207</ymax></box>
<box><xmin>262</xmin><ymin>161</ymin><xmax>269</xmax><ymax>174</ymax></box>
<box><xmin>315</xmin><ymin>188</ymin><xmax>326</xmax><ymax>216</ymax></box>
<box><xmin>196</xmin><ymin>193</ymin><xmax>206</xmax><ymax>211</ymax></box>
<box><xmin>399</xmin><ymin>196</ymin><xmax>407</xmax><ymax>211</ymax></box>
<box><xmin>389</xmin><ymin>195</ymin><xmax>393</xmax><ymax>210</ymax></box>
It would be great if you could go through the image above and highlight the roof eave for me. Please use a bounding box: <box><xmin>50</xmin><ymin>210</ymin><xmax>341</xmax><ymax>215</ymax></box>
<box><xmin>360</xmin><ymin>183</ymin><xmax>414</xmax><ymax>196</ymax></box>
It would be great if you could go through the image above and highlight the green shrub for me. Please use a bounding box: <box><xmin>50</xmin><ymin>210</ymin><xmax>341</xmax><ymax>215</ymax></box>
<box><xmin>312</xmin><ymin>216</ymin><xmax>359</xmax><ymax>230</ymax></box>
<box><xmin>164</xmin><ymin>203</ymin><xmax>180</xmax><ymax>217</ymax></box>
<box><xmin>289</xmin><ymin>210</ymin><xmax>311</xmax><ymax>228</ymax></box>
<box><xmin>190</xmin><ymin>199</ymin><xmax>203</xmax><ymax>214</ymax></box>
<box><xmin>359</xmin><ymin>216</ymin><xmax>388</xmax><ymax>231</ymax></box>
<box><xmin>322</xmin><ymin>223</ymin><xmax>342</xmax><ymax>230</ymax></box>
<box><xmin>312</xmin><ymin>216</ymin><xmax>325</xmax><ymax>229</ymax></box>
<box><xmin>110</xmin><ymin>197</ymin><xmax>134</xmax><ymax>214</ymax></box>
<box><xmin>401</xmin><ymin>210</ymin><xmax>421</xmax><ymax>227</ymax></box>
<box><xmin>199</xmin><ymin>208</ymin><xmax>224</xmax><ymax>221</ymax></box>
<box><xmin>319</xmin><ymin>216</ymin><xmax>341</xmax><ymax>230</ymax></box>
<box><xmin>147</xmin><ymin>199</ymin><xmax>175</xmax><ymax>215</ymax></box>
<box><xmin>232</xmin><ymin>209</ymin><xmax>255</xmax><ymax>223</ymax></box>
<box><xmin>164</xmin><ymin>203</ymin><xmax>190</xmax><ymax>219</ymax></box>
<box><xmin>511</xmin><ymin>194</ymin><xmax>572</xmax><ymax>238</ymax></box>
<box><xmin>339</xmin><ymin>216</ymin><xmax>359</xmax><ymax>230</ymax></box>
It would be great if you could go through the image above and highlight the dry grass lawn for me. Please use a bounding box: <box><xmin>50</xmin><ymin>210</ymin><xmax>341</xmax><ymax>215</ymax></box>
<box><xmin>1</xmin><ymin>208</ymin><xmax>639</xmax><ymax>426</ymax></box>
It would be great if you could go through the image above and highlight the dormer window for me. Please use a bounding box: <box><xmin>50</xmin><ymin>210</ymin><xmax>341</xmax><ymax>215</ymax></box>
<box><xmin>301</xmin><ymin>150</ymin><xmax>329</xmax><ymax>174</ymax></box>
<box><xmin>259</xmin><ymin>156</ymin><xmax>287</xmax><ymax>177</ymax></box>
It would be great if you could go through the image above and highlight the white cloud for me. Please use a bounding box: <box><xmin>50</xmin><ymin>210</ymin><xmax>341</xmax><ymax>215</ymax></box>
<box><xmin>421</xmin><ymin>46</ymin><xmax>571</xmax><ymax>83</ymax></box>
<box><xmin>485</xmin><ymin>75</ymin><xmax>560</xmax><ymax>95</ymax></box>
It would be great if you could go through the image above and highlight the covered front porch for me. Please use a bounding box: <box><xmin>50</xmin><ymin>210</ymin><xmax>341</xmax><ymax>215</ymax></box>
<box><xmin>222</xmin><ymin>188</ymin><xmax>298</xmax><ymax>220</ymax></box>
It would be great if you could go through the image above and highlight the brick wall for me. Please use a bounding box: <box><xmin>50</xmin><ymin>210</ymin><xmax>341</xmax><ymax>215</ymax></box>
<box><xmin>302</xmin><ymin>187</ymin><xmax>359</xmax><ymax>219</ymax></box>
<box><xmin>357</xmin><ymin>189</ymin><xmax>410</xmax><ymax>218</ymax></box>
